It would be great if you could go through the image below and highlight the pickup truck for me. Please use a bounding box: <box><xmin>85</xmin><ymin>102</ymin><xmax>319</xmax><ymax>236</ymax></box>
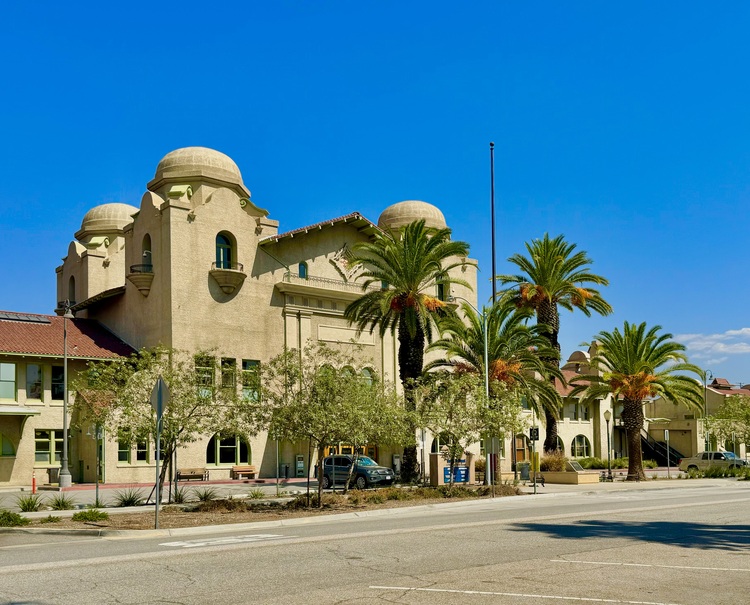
<box><xmin>678</xmin><ymin>451</ymin><xmax>747</xmax><ymax>472</ymax></box>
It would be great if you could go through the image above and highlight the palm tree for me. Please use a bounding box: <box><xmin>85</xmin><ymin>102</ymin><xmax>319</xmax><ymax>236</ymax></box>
<box><xmin>570</xmin><ymin>322</ymin><xmax>703</xmax><ymax>481</ymax></box>
<box><xmin>498</xmin><ymin>233</ymin><xmax>612</xmax><ymax>452</ymax></box>
<box><xmin>426</xmin><ymin>299</ymin><xmax>563</xmax><ymax>419</ymax></box>
<box><xmin>345</xmin><ymin>219</ymin><xmax>471</xmax><ymax>481</ymax></box>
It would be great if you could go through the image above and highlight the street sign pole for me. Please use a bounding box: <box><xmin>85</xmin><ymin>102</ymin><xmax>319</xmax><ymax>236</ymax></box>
<box><xmin>150</xmin><ymin>376</ymin><xmax>170</xmax><ymax>530</ymax></box>
<box><xmin>665</xmin><ymin>429</ymin><xmax>670</xmax><ymax>479</ymax></box>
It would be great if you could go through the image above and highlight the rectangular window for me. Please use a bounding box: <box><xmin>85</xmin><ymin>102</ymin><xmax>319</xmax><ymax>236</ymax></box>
<box><xmin>219</xmin><ymin>437</ymin><xmax>238</xmax><ymax>464</ymax></box>
<box><xmin>51</xmin><ymin>366</ymin><xmax>64</xmax><ymax>400</ymax></box>
<box><xmin>0</xmin><ymin>363</ymin><xmax>16</xmax><ymax>400</ymax></box>
<box><xmin>34</xmin><ymin>430</ymin><xmax>64</xmax><ymax>465</ymax></box>
<box><xmin>118</xmin><ymin>433</ymin><xmax>131</xmax><ymax>463</ymax></box>
<box><xmin>136</xmin><ymin>440</ymin><xmax>149</xmax><ymax>462</ymax></box>
<box><xmin>242</xmin><ymin>360</ymin><xmax>260</xmax><ymax>401</ymax></box>
<box><xmin>26</xmin><ymin>364</ymin><xmax>43</xmax><ymax>400</ymax></box>
<box><xmin>580</xmin><ymin>404</ymin><xmax>589</xmax><ymax>421</ymax></box>
<box><xmin>195</xmin><ymin>355</ymin><xmax>215</xmax><ymax>398</ymax></box>
<box><xmin>221</xmin><ymin>358</ymin><xmax>236</xmax><ymax>388</ymax></box>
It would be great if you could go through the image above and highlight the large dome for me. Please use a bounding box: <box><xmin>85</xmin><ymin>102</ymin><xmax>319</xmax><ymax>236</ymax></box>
<box><xmin>149</xmin><ymin>147</ymin><xmax>247</xmax><ymax>191</ymax></box>
<box><xmin>77</xmin><ymin>202</ymin><xmax>138</xmax><ymax>237</ymax></box>
<box><xmin>377</xmin><ymin>200</ymin><xmax>447</xmax><ymax>231</ymax></box>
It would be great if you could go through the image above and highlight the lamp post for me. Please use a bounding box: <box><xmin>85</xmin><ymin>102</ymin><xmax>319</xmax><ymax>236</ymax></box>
<box><xmin>59</xmin><ymin>300</ymin><xmax>74</xmax><ymax>488</ymax></box>
<box><xmin>703</xmin><ymin>370</ymin><xmax>713</xmax><ymax>452</ymax></box>
<box><xmin>448</xmin><ymin>296</ymin><xmax>491</xmax><ymax>490</ymax></box>
<box><xmin>603</xmin><ymin>409</ymin><xmax>612</xmax><ymax>481</ymax></box>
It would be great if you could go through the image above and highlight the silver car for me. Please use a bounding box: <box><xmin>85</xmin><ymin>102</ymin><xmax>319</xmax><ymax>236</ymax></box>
<box><xmin>678</xmin><ymin>451</ymin><xmax>747</xmax><ymax>472</ymax></box>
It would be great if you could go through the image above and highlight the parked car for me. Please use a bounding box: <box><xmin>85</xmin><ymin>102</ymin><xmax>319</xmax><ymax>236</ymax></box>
<box><xmin>678</xmin><ymin>451</ymin><xmax>748</xmax><ymax>472</ymax></box>
<box><xmin>319</xmin><ymin>455</ymin><xmax>395</xmax><ymax>489</ymax></box>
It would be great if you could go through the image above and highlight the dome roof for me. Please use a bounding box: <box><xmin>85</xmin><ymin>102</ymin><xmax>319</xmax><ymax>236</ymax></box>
<box><xmin>377</xmin><ymin>200</ymin><xmax>447</xmax><ymax>231</ymax></box>
<box><xmin>150</xmin><ymin>146</ymin><xmax>246</xmax><ymax>191</ymax></box>
<box><xmin>78</xmin><ymin>203</ymin><xmax>138</xmax><ymax>237</ymax></box>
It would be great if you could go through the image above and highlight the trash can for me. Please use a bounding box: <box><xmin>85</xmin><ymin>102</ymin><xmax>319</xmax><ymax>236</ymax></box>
<box><xmin>278</xmin><ymin>463</ymin><xmax>290</xmax><ymax>479</ymax></box>
<box><xmin>518</xmin><ymin>462</ymin><xmax>530</xmax><ymax>481</ymax></box>
<box><xmin>48</xmin><ymin>467</ymin><xmax>60</xmax><ymax>484</ymax></box>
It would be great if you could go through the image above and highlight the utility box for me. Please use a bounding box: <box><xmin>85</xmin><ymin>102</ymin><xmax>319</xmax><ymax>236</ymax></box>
<box><xmin>295</xmin><ymin>454</ymin><xmax>305</xmax><ymax>478</ymax></box>
<box><xmin>392</xmin><ymin>454</ymin><xmax>401</xmax><ymax>478</ymax></box>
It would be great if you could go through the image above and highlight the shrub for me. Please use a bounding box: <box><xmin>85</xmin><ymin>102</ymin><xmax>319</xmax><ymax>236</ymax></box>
<box><xmin>194</xmin><ymin>487</ymin><xmax>218</xmax><ymax>502</ymax></box>
<box><xmin>365</xmin><ymin>492</ymin><xmax>385</xmax><ymax>504</ymax></box>
<box><xmin>173</xmin><ymin>487</ymin><xmax>190</xmax><ymax>504</ymax></box>
<box><xmin>49</xmin><ymin>493</ymin><xmax>76</xmax><ymax>510</ymax></box>
<box><xmin>248</xmin><ymin>488</ymin><xmax>266</xmax><ymax>500</ymax></box>
<box><xmin>72</xmin><ymin>509</ymin><xmax>109</xmax><ymax>522</ymax></box>
<box><xmin>381</xmin><ymin>487</ymin><xmax>412</xmax><ymax>501</ymax></box>
<box><xmin>474</xmin><ymin>457</ymin><xmax>486</xmax><ymax>474</ymax></box>
<box><xmin>39</xmin><ymin>515</ymin><xmax>61</xmax><ymax>524</ymax></box>
<box><xmin>577</xmin><ymin>457</ymin><xmax>606</xmax><ymax>469</ymax></box>
<box><xmin>16</xmin><ymin>494</ymin><xmax>44</xmax><ymax>512</ymax></box>
<box><xmin>286</xmin><ymin>493</ymin><xmax>345</xmax><ymax>509</ymax></box>
<box><xmin>89</xmin><ymin>497</ymin><xmax>106</xmax><ymax>509</ymax></box>
<box><xmin>113</xmin><ymin>488</ymin><xmax>145</xmax><ymax>507</ymax></box>
<box><xmin>643</xmin><ymin>459</ymin><xmax>658</xmax><ymax>469</ymax></box>
<box><xmin>540</xmin><ymin>450</ymin><xmax>567</xmax><ymax>472</ymax></box>
<box><xmin>0</xmin><ymin>510</ymin><xmax>30</xmax><ymax>527</ymax></box>
<box><xmin>195</xmin><ymin>498</ymin><xmax>247</xmax><ymax>512</ymax></box>
<box><xmin>348</xmin><ymin>492</ymin><xmax>362</xmax><ymax>505</ymax></box>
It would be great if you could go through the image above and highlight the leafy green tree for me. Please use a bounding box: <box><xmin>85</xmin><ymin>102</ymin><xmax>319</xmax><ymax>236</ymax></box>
<box><xmin>74</xmin><ymin>347</ymin><xmax>256</xmax><ymax>497</ymax></box>
<box><xmin>261</xmin><ymin>341</ymin><xmax>410</xmax><ymax>505</ymax></box>
<box><xmin>570</xmin><ymin>322</ymin><xmax>703</xmax><ymax>481</ymax></box>
<box><xmin>427</xmin><ymin>299</ymin><xmax>563</xmax><ymax>419</ymax></box>
<box><xmin>498</xmin><ymin>233</ymin><xmax>612</xmax><ymax>452</ymax></box>
<box><xmin>706</xmin><ymin>394</ymin><xmax>750</xmax><ymax>450</ymax></box>
<box><xmin>417</xmin><ymin>371</ymin><xmax>486</xmax><ymax>489</ymax></box>
<box><xmin>345</xmin><ymin>219</ymin><xmax>471</xmax><ymax>481</ymax></box>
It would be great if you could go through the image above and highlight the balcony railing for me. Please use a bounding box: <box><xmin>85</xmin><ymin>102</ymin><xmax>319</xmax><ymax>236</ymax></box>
<box><xmin>283</xmin><ymin>272</ymin><xmax>380</xmax><ymax>294</ymax></box>
<box><xmin>212</xmin><ymin>261</ymin><xmax>244</xmax><ymax>272</ymax></box>
<box><xmin>129</xmin><ymin>264</ymin><xmax>153</xmax><ymax>274</ymax></box>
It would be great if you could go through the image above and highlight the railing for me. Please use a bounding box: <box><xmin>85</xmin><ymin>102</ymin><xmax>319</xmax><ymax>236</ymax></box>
<box><xmin>640</xmin><ymin>428</ymin><xmax>685</xmax><ymax>466</ymax></box>
<box><xmin>129</xmin><ymin>264</ymin><xmax>153</xmax><ymax>274</ymax></box>
<box><xmin>211</xmin><ymin>261</ymin><xmax>244</xmax><ymax>272</ymax></box>
<box><xmin>283</xmin><ymin>272</ymin><xmax>379</xmax><ymax>294</ymax></box>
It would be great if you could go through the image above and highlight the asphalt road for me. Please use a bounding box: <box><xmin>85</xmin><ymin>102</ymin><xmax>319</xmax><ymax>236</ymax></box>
<box><xmin>1</xmin><ymin>481</ymin><xmax>749</xmax><ymax>605</ymax></box>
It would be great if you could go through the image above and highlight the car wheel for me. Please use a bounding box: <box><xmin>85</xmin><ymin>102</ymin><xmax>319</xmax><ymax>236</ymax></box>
<box><xmin>355</xmin><ymin>475</ymin><xmax>368</xmax><ymax>490</ymax></box>
<box><xmin>687</xmin><ymin>465</ymin><xmax>698</xmax><ymax>472</ymax></box>
<box><xmin>322</xmin><ymin>475</ymin><xmax>331</xmax><ymax>489</ymax></box>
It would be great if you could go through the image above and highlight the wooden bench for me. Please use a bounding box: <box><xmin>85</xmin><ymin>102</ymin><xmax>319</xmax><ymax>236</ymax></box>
<box><xmin>232</xmin><ymin>465</ymin><xmax>258</xmax><ymax>480</ymax></box>
<box><xmin>176</xmin><ymin>467</ymin><xmax>209</xmax><ymax>481</ymax></box>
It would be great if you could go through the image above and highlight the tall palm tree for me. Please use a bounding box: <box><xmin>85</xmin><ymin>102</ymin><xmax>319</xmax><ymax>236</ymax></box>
<box><xmin>426</xmin><ymin>299</ymin><xmax>563</xmax><ymax>419</ymax></box>
<box><xmin>570</xmin><ymin>322</ymin><xmax>703</xmax><ymax>481</ymax></box>
<box><xmin>498</xmin><ymin>233</ymin><xmax>612</xmax><ymax>452</ymax></box>
<box><xmin>345</xmin><ymin>219</ymin><xmax>471</xmax><ymax>481</ymax></box>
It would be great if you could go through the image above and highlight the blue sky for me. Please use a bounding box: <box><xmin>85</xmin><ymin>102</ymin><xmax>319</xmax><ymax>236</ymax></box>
<box><xmin>1</xmin><ymin>2</ymin><xmax>748</xmax><ymax>384</ymax></box>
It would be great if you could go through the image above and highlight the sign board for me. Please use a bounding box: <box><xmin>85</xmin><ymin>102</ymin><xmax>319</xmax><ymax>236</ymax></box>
<box><xmin>150</xmin><ymin>375</ymin><xmax>170</xmax><ymax>419</ymax></box>
<box><xmin>664</xmin><ymin>429</ymin><xmax>669</xmax><ymax>441</ymax></box>
<box><xmin>443</xmin><ymin>466</ymin><xmax>469</xmax><ymax>483</ymax></box>
<box><xmin>529</xmin><ymin>427</ymin><xmax>540</xmax><ymax>441</ymax></box>
<box><xmin>566</xmin><ymin>460</ymin><xmax>585</xmax><ymax>473</ymax></box>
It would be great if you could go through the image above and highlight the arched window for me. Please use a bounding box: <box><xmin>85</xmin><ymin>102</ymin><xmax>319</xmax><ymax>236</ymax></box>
<box><xmin>142</xmin><ymin>234</ymin><xmax>152</xmax><ymax>270</ymax></box>
<box><xmin>298</xmin><ymin>262</ymin><xmax>308</xmax><ymax>279</ymax></box>
<box><xmin>206</xmin><ymin>434</ymin><xmax>250</xmax><ymax>465</ymax></box>
<box><xmin>0</xmin><ymin>433</ymin><xmax>15</xmax><ymax>457</ymax></box>
<box><xmin>436</xmin><ymin>282</ymin><xmax>446</xmax><ymax>301</ymax></box>
<box><xmin>341</xmin><ymin>365</ymin><xmax>355</xmax><ymax>378</ymax></box>
<box><xmin>68</xmin><ymin>276</ymin><xmax>76</xmax><ymax>303</ymax></box>
<box><xmin>361</xmin><ymin>368</ymin><xmax>375</xmax><ymax>386</ymax></box>
<box><xmin>215</xmin><ymin>232</ymin><xmax>234</xmax><ymax>269</ymax></box>
<box><xmin>571</xmin><ymin>435</ymin><xmax>591</xmax><ymax>458</ymax></box>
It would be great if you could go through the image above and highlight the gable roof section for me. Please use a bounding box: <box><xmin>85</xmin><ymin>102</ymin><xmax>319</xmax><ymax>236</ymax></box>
<box><xmin>0</xmin><ymin>311</ymin><xmax>134</xmax><ymax>360</ymax></box>
<box><xmin>259</xmin><ymin>212</ymin><xmax>379</xmax><ymax>245</ymax></box>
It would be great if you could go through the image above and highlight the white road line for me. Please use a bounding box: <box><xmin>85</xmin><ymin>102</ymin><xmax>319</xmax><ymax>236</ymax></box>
<box><xmin>551</xmin><ymin>559</ymin><xmax>750</xmax><ymax>573</ymax></box>
<box><xmin>369</xmin><ymin>585</ymin><xmax>682</xmax><ymax>605</ymax></box>
<box><xmin>160</xmin><ymin>533</ymin><xmax>290</xmax><ymax>548</ymax></box>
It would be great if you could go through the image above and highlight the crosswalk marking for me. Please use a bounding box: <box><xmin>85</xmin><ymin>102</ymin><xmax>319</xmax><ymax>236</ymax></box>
<box><xmin>160</xmin><ymin>534</ymin><xmax>291</xmax><ymax>549</ymax></box>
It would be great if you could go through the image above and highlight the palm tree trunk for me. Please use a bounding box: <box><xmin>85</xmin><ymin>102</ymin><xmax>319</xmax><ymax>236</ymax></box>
<box><xmin>622</xmin><ymin>399</ymin><xmax>646</xmax><ymax>481</ymax></box>
<box><xmin>538</xmin><ymin>300</ymin><xmax>562</xmax><ymax>453</ymax></box>
<box><xmin>398</xmin><ymin>315</ymin><xmax>425</xmax><ymax>483</ymax></box>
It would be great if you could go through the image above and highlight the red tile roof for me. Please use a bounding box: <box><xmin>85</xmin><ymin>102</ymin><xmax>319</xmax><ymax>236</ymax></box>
<box><xmin>259</xmin><ymin>212</ymin><xmax>379</xmax><ymax>244</ymax></box>
<box><xmin>554</xmin><ymin>369</ymin><xmax>588</xmax><ymax>396</ymax></box>
<box><xmin>0</xmin><ymin>311</ymin><xmax>134</xmax><ymax>359</ymax></box>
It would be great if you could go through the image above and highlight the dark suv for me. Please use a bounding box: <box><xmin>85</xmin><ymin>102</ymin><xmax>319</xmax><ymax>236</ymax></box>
<box><xmin>320</xmin><ymin>455</ymin><xmax>395</xmax><ymax>489</ymax></box>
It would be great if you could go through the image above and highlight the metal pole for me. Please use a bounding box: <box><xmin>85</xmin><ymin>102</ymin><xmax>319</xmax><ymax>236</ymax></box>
<box><xmin>606</xmin><ymin>418</ymin><xmax>612</xmax><ymax>481</ymax></box>
<box><xmin>59</xmin><ymin>301</ymin><xmax>73</xmax><ymax>488</ymax></box>
<box><xmin>490</xmin><ymin>141</ymin><xmax>497</xmax><ymax>303</ymax></box>
<box><xmin>666</xmin><ymin>429</ymin><xmax>671</xmax><ymax>479</ymax></box>
<box><xmin>276</xmin><ymin>438</ymin><xmax>280</xmax><ymax>497</ymax></box>
<box><xmin>532</xmin><ymin>409</ymin><xmax>537</xmax><ymax>495</ymax></box>
<box><xmin>154</xmin><ymin>389</ymin><xmax>162</xmax><ymax>529</ymax></box>
<box><xmin>483</xmin><ymin>310</ymin><xmax>493</xmax><ymax>495</ymax></box>
<box><xmin>95</xmin><ymin>425</ymin><xmax>100</xmax><ymax>505</ymax></box>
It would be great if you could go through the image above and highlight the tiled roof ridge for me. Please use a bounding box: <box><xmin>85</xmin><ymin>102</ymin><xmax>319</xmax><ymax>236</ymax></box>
<box><xmin>260</xmin><ymin>211</ymin><xmax>379</xmax><ymax>243</ymax></box>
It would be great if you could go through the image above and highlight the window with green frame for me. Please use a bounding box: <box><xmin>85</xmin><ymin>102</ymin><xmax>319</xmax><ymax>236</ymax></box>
<box><xmin>221</xmin><ymin>358</ymin><xmax>236</xmax><ymax>388</ymax></box>
<box><xmin>241</xmin><ymin>360</ymin><xmax>259</xmax><ymax>401</ymax></box>
<box><xmin>206</xmin><ymin>434</ymin><xmax>250</xmax><ymax>465</ymax></box>
<box><xmin>195</xmin><ymin>354</ymin><xmax>215</xmax><ymax>398</ymax></box>
<box><xmin>571</xmin><ymin>434</ymin><xmax>591</xmax><ymax>458</ymax></box>
<box><xmin>0</xmin><ymin>362</ymin><xmax>16</xmax><ymax>400</ymax></box>
<box><xmin>34</xmin><ymin>430</ymin><xmax>63</xmax><ymax>465</ymax></box>
<box><xmin>26</xmin><ymin>364</ymin><xmax>43</xmax><ymax>400</ymax></box>
<box><xmin>0</xmin><ymin>433</ymin><xmax>15</xmax><ymax>457</ymax></box>
<box><xmin>136</xmin><ymin>439</ymin><xmax>149</xmax><ymax>462</ymax></box>
<box><xmin>118</xmin><ymin>432</ymin><xmax>131</xmax><ymax>463</ymax></box>
<box><xmin>51</xmin><ymin>366</ymin><xmax>64</xmax><ymax>400</ymax></box>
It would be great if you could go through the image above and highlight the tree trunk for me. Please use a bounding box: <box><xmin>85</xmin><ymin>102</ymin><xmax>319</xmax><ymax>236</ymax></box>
<box><xmin>537</xmin><ymin>299</ymin><xmax>562</xmax><ymax>453</ymax></box>
<box><xmin>398</xmin><ymin>315</ymin><xmax>425</xmax><ymax>483</ymax></box>
<box><xmin>622</xmin><ymin>399</ymin><xmax>646</xmax><ymax>481</ymax></box>
<box><xmin>317</xmin><ymin>444</ymin><xmax>326</xmax><ymax>508</ymax></box>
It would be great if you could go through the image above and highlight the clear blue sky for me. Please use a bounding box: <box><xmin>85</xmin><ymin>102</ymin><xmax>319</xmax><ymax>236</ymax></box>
<box><xmin>2</xmin><ymin>2</ymin><xmax>748</xmax><ymax>384</ymax></box>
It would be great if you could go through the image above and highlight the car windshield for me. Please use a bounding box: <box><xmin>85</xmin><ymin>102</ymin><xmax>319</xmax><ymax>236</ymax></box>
<box><xmin>356</xmin><ymin>456</ymin><xmax>377</xmax><ymax>466</ymax></box>
<box><xmin>724</xmin><ymin>452</ymin><xmax>738</xmax><ymax>459</ymax></box>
